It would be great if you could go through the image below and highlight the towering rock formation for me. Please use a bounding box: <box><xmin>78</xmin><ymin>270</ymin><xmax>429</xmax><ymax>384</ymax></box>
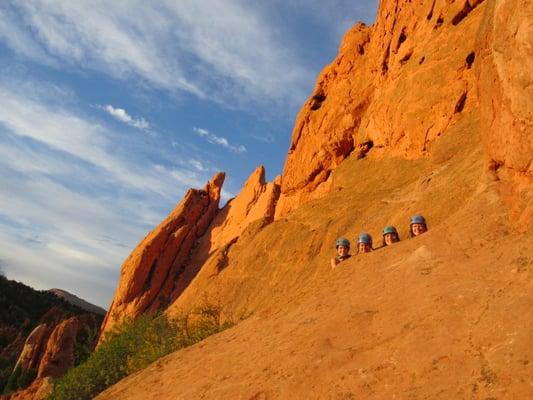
<box><xmin>14</xmin><ymin>325</ymin><xmax>51</xmax><ymax>372</ymax></box>
<box><xmin>275</xmin><ymin>0</ymin><xmax>492</xmax><ymax>217</ymax></box>
<box><xmin>37</xmin><ymin>317</ymin><xmax>79</xmax><ymax>379</ymax></box>
<box><xmin>101</xmin><ymin>0</ymin><xmax>531</xmax><ymax>340</ymax></box>
<box><xmin>100</xmin><ymin>173</ymin><xmax>225</xmax><ymax>339</ymax></box>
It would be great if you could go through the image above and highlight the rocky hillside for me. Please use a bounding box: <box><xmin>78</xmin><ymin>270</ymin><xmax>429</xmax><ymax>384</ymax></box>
<box><xmin>96</xmin><ymin>0</ymin><xmax>531</xmax><ymax>398</ymax></box>
<box><xmin>0</xmin><ymin>277</ymin><xmax>102</xmax><ymax>398</ymax></box>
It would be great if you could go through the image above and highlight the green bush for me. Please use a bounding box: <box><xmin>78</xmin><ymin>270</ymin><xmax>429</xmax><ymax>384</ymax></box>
<box><xmin>48</xmin><ymin>305</ymin><xmax>234</xmax><ymax>400</ymax></box>
<box><xmin>2</xmin><ymin>365</ymin><xmax>37</xmax><ymax>394</ymax></box>
<box><xmin>0</xmin><ymin>357</ymin><xmax>15</xmax><ymax>394</ymax></box>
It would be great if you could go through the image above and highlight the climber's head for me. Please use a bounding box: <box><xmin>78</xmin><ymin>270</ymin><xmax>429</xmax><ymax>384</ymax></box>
<box><xmin>357</xmin><ymin>232</ymin><xmax>373</xmax><ymax>253</ymax></box>
<box><xmin>335</xmin><ymin>237</ymin><xmax>350</xmax><ymax>258</ymax></box>
<box><xmin>410</xmin><ymin>215</ymin><xmax>427</xmax><ymax>237</ymax></box>
<box><xmin>382</xmin><ymin>225</ymin><xmax>400</xmax><ymax>246</ymax></box>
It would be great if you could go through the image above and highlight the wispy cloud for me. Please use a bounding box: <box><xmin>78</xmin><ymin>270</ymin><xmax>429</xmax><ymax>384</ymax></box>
<box><xmin>0</xmin><ymin>78</ymin><xmax>219</xmax><ymax>307</ymax></box>
<box><xmin>0</xmin><ymin>1</ymin><xmax>314</xmax><ymax>113</ymax></box>
<box><xmin>193</xmin><ymin>127</ymin><xmax>246</xmax><ymax>153</ymax></box>
<box><xmin>102</xmin><ymin>104</ymin><xmax>150</xmax><ymax>130</ymax></box>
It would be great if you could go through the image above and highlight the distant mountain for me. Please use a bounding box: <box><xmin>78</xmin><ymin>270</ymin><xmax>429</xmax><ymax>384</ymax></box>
<box><xmin>48</xmin><ymin>289</ymin><xmax>106</xmax><ymax>316</ymax></box>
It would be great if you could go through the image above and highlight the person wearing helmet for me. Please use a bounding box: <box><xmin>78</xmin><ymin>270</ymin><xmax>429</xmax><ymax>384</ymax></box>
<box><xmin>357</xmin><ymin>232</ymin><xmax>373</xmax><ymax>253</ymax></box>
<box><xmin>330</xmin><ymin>237</ymin><xmax>351</xmax><ymax>268</ymax></box>
<box><xmin>382</xmin><ymin>225</ymin><xmax>400</xmax><ymax>246</ymax></box>
<box><xmin>410</xmin><ymin>215</ymin><xmax>428</xmax><ymax>237</ymax></box>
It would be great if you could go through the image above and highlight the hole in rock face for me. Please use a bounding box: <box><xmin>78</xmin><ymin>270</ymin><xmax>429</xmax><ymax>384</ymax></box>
<box><xmin>434</xmin><ymin>16</ymin><xmax>444</xmax><ymax>29</ymax></box>
<box><xmin>310</xmin><ymin>91</ymin><xmax>326</xmax><ymax>111</ymax></box>
<box><xmin>355</xmin><ymin>140</ymin><xmax>374</xmax><ymax>159</ymax></box>
<box><xmin>419</xmin><ymin>56</ymin><xmax>426</xmax><ymax>64</ymax></box>
<box><xmin>358</xmin><ymin>44</ymin><xmax>365</xmax><ymax>55</ymax></box>
<box><xmin>397</xmin><ymin>28</ymin><xmax>407</xmax><ymax>51</ymax></box>
<box><xmin>466</xmin><ymin>52</ymin><xmax>475</xmax><ymax>69</ymax></box>
<box><xmin>143</xmin><ymin>258</ymin><xmax>158</xmax><ymax>292</ymax></box>
<box><xmin>454</xmin><ymin>91</ymin><xmax>467</xmax><ymax>113</ymax></box>
<box><xmin>427</xmin><ymin>0</ymin><xmax>436</xmax><ymax>20</ymax></box>
<box><xmin>400</xmin><ymin>50</ymin><xmax>413</xmax><ymax>64</ymax></box>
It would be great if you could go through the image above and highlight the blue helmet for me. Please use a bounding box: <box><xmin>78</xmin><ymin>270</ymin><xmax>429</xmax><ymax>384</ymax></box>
<box><xmin>335</xmin><ymin>237</ymin><xmax>350</xmax><ymax>248</ymax></box>
<box><xmin>357</xmin><ymin>232</ymin><xmax>372</xmax><ymax>245</ymax></box>
<box><xmin>382</xmin><ymin>225</ymin><xmax>398</xmax><ymax>236</ymax></box>
<box><xmin>410</xmin><ymin>215</ymin><xmax>426</xmax><ymax>225</ymax></box>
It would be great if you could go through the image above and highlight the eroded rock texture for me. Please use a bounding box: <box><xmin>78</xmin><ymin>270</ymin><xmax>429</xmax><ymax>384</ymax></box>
<box><xmin>275</xmin><ymin>0</ymin><xmax>490</xmax><ymax>217</ymax></box>
<box><xmin>99</xmin><ymin>173</ymin><xmax>225</xmax><ymax>339</ymax></box>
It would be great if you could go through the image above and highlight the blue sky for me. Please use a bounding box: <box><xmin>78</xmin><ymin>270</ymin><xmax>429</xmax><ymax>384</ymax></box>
<box><xmin>0</xmin><ymin>0</ymin><xmax>377</xmax><ymax>309</ymax></box>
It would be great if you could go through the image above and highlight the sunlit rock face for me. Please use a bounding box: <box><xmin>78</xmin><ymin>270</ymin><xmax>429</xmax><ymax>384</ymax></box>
<box><xmin>99</xmin><ymin>173</ymin><xmax>225</xmax><ymax>340</ymax></box>
<box><xmin>209</xmin><ymin>165</ymin><xmax>280</xmax><ymax>250</ymax></box>
<box><xmin>95</xmin><ymin>1</ymin><xmax>532</xmax><ymax>397</ymax></box>
<box><xmin>275</xmin><ymin>0</ymin><xmax>497</xmax><ymax>218</ymax></box>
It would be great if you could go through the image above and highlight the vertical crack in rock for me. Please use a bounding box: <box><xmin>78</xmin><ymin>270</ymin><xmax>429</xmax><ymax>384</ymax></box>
<box><xmin>454</xmin><ymin>91</ymin><xmax>468</xmax><ymax>113</ymax></box>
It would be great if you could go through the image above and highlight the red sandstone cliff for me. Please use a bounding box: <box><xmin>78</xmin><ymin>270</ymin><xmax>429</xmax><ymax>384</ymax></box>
<box><xmin>274</xmin><ymin>0</ymin><xmax>498</xmax><ymax>217</ymax></box>
<box><xmin>96</xmin><ymin>1</ymin><xmax>531</xmax><ymax>397</ymax></box>
<box><xmin>2</xmin><ymin>314</ymin><xmax>97</xmax><ymax>400</ymax></box>
<box><xmin>99</xmin><ymin>172</ymin><xmax>225</xmax><ymax>339</ymax></box>
<box><xmin>101</xmin><ymin>0</ymin><xmax>531</xmax><ymax>340</ymax></box>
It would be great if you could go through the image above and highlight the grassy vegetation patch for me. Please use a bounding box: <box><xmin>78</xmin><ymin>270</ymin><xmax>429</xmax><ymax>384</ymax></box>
<box><xmin>48</xmin><ymin>304</ymin><xmax>234</xmax><ymax>400</ymax></box>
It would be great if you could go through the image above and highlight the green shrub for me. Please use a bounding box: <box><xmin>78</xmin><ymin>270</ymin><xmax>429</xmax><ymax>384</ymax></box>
<box><xmin>0</xmin><ymin>357</ymin><xmax>15</xmax><ymax>394</ymax></box>
<box><xmin>48</xmin><ymin>305</ymin><xmax>234</xmax><ymax>400</ymax></box>
<box><xmin>2</xmin><ymin>365</ymin><xmax>37</xmax><ymax>394</ymax></box>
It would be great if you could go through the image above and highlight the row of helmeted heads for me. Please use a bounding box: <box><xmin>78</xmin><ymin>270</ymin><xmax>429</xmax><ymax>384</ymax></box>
<box><xmin>335</xmin><ymin>215</ymin><xmax>428</xmax><ymax>254</ymax></box>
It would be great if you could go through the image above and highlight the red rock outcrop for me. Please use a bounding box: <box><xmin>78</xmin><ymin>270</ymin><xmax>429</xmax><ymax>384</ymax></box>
<box><xmin>99</xmin><ymin>172</ymin><xmax>225</xmax><ymax>340</ymax></box>
<box><xmin>14</xmin><ymin>325</ymin><xmax>51</xmax><ymax>372</ymax></box>
<box><xmin>209</xmin><ymin>166</ymin><xmax>280</xmax><ymax>249</ymax></box>
<box><xmin>275</xmin><ymin>0</ymin><xmax>490</xmax><ymax>218</ymax></box>
<box><xmin>37</xmin><ymin>317</ymin><xmax>79</xmax><ymax>379</ymax></box>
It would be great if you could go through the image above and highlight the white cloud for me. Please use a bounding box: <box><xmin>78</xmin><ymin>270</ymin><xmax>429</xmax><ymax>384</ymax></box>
<box><xmin>0</xmin><ymin>79</ymin><xmax>224</xmax><ymax>307</ymax></box>
<box><xmin>193</xmin><ymin>127</ymin><xmax>246</xmax><ymax>153</ymax></box>
<box><xmin>189</xmin><ymin>159</ymin><xmax>207</xmax><ymax>172</ymax></box>
<box><xmin>0</xmin><ymin>0</ymin><xmax>314</xmax><ymax>112</ymax></box>
<box><xmin>0</xmin><ymin>81</ymin><xmax>205</xmax><ymax>199</ymax></box>
<box><xmin>103</xmin><ymin>104</ymin><xmax>150</xmax><ymax>130</ymax></box>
